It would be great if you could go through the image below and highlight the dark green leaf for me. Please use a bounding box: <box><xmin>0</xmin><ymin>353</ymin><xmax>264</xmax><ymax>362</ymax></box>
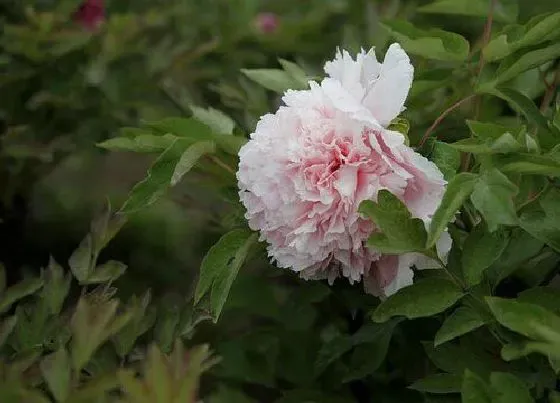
<box><xmin>0</xmin><ymin>277</ymin><xmax>44</xmax><ymax>314</ymax></box>
<box><xmin>372</xmin><ymin>278</ymin><xmax>464</xmax><ymax>322</ymax></box>
<box><xmin>41</xmin><ymin>257</ymin><xmax>71</xmax><ymax>315</ymax></box>
<box><xmin>518</xmin><ymin>287</ymin><xmax>560</xmax><ymax>314</ymax></box>
<box><xmin>409</xmin><ymin>373</ymin><xmax>462</xmax><ymax>394</ymax></box>
<box><xmin>490</xmin><ymin>372</ymin><xmax>534</xmax><ymax>403</ymax></box>
<box><xmin>462</xmin><ymin>225</ymin><xmax>509</xmax><ymax>286</ymax></box>
<box><xmin>0</xmin><ymin>315</ymin><xmax>17</xmax><ymax>348</ymax></box>
<box><xmin>68</xmin><ymin>234</ymin><xmax>93</xmax><ymax>282</ymax></box>
<box><xmin>471</xmin><ymin>169</ymin><xmax>518</xmax><ymax>231</ymax></box>
<box><xmin>430</xmin><ymin>141</ymin><xmax>461</xmax><ymax>180</ymax></box>
<box><xmin>435</xmin><ymin>307</ymin><xmax>486</xmax><ymax>346</ymax></box>
<box><xmin>519</xmin><ymin>188</ymin><xmax>560</xmax><ymax>252</ymax></box>
<box><xmin>194</xmin><ymin>229</ymin><xmax>258</xmax><ymax>322</ymax></box>
<box><xmin>498</xmin><ymin>153</ymin><xmax>560</xmax><ymax>177</ymax></box>
<box><xmin>427</xmin><ymin>173</ymin><xmax>478</xmax><ymax>248</ymax></box>
<box><xmin>462</xmin><ymin>369</ymin><xmax>492</xmax><ymax>403</ymax></box>
<box><xmin>418</xmin><ymin>0</ymin><xmax>518</xmax><ymax>23</ymax></box>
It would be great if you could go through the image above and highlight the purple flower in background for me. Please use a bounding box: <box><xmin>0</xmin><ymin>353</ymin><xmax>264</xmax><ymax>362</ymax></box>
<box><xmin>74</xmin><ymin>0</ymin><xmax>105</xmax><ymax>31</ymax></box>
<box><xmin>255</xmin><ymin>12</ymin><xmax>279</xmax><ymax>34</ymax></box>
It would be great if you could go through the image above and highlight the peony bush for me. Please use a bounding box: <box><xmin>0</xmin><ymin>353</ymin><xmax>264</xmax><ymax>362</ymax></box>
<box><xmin>2</xmin><ymin>0</ymin><xmax>560</xmax><ymax>402</ymax></box>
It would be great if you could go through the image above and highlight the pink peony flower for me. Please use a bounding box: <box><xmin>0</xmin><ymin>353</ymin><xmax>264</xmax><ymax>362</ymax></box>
<box><xmin>74</xmin><ymin>0</ymin><xmax>105</xmax><ymax>31</ymax></box>
<box><xmin>237</xmin><ymin>44</ymin><xmax>450</xmax><ymax>297</ymax></box>
<box><xmin>255</xmin><ymin>12</ymin><xmax>279</xmax><ymax>34</ymax></box>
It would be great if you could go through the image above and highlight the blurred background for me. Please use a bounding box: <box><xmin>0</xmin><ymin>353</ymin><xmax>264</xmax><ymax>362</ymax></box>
<box><xmin>1</xmin><ymin>1</ymin><xmax>558</xmax><ymax>400</ymax></box>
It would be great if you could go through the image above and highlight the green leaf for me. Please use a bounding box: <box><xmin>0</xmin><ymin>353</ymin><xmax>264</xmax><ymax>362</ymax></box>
<box><xmin>68</xmin><ymin>234</ymin><xmax>93</xmax><ymax>282</ymax></box>
<box><xmin>429</xmin><ymin>140</ymin><xmax>461</xmax><ymax>180</ymax></box>
<box><xmin>113</xmin><ymin>292</ymin><xmax>156</xmax><ymax>358</ymax></box>
<box><xmin>486</xmin><ymin>297</ymin><xmax>560</xmax><ymax>341</ymax></box>
<box><xmin>471</xmin><ymin>169</ymin><xmax>518</xmax><ymax>231</ymax></box>
<box><xmin>483</xmin><ymin>12</ymin><xmax>560</xmax><ymax>61</ymax></box>
<box><xmin>498</xmin><ymin>153</ymin><xmax>560</xmax><ymax>177</ymax></box>
<box><xmin>418</xmin><ymin>0</ymin><xmax>518</xmax><ymax>23</ymax></box>
<box><xmin>490</xmin><ymin>372</ymin><xmax>534</xmax><ymax>403</ymax></box>
<box><xmin>409</xmin><ymin>373</ymin><xmax>462</xmax><ymax>394</ymax></box>
<box><xmin>83</xmin><ymin>260</ymin><xmax>127</xmax><ymax>284</ymax></box>
<box><xmin>462</xmin><ymin>225</ymin><xmax>509</xmax><ymax>286</ymax></box>
<box><xmin>462</xmin><ymin>369</ymin><xmax>492</xmax><ymax>403</ymax></box>
<box><xmin>194</xmin><ymin>229</ymin><xmax>258</xmax><ymax>322</ymax></box>
<box><xmin>120</xmin><ymin>140</ymin><xmax>214</xmax><ymax>213</ymax></box>
<box><xmin>388</xmin><ymin>117</ymin><xmax>411</xmax><ymax>139</ymax></box>
<box><xmin>278</xmin><ymin>58</ymin><xmax>309</xmax><ymax>88</ymax></box>
<box><xmin>435</xmin><ymin>307</ymin><xmax>486</xmax><ymax>346</ymax></box>
<box><xmin>41</xmin><ymin>257</ymin><xmax>71</xmax><ymax>315</ymax></box>
<box><xmin>372</xmin><ymin>278</ymin><xmax>464</xmax><ymax>322</ymax></box>
<box><xmin>359</xmin><ymin>190</ymin><xmax>428</xmax><ymax>254</ymax></box>
<box><xmin>97</xmin><ymin>134</ymin><xmax>177</xmax><ymax>153</ymax></box>
<box><xmin>190</xmin><ymin>105</ymin><xmax>235</xmax><ymax>135</ymax></box>
<box><xmin>0</xmin><ymin>276</ymin><xmax>44</xmax><ymax>314</ymax></box>
<box><xmin>427</xmin><ymin>173</ymin><xmax>478</xmax><ymax>248</ymax></box>
<box><xmin>380</xmin><ymin>20</ymin><xmax>470</xmax><ymax>61</ymax></box>
<box><xmin>518</xmin><ymin>188</ymin><xmax>560</xmax><ymax>252</ymax></box>
<box><xmin>241</xmin><ymin>68</ymin><xmax>306</xmax><ymax>93</ymax></box>
<box><xmin>518</xmin><ymin>287</ymin><xmax>560</xmax><ymax>314</ymax></box>
<box><xmin>490</xmin><ymin>42</ymin><xmax>560</xmax><ymax>86</ymax></box>
<box><xmin>39</xmin><ymin>348</ymin><xmax>71</xmax><ymax>403</ymax></box>
<box><xmin>0</xmin><ymin>315</ymin><xmax>17</xmax><ymax>348</ymax></box>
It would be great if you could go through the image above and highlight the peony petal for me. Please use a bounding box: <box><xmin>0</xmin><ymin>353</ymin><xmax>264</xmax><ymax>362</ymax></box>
<box><xmin>362</xmin><ymin>43</ymin><xmax>414</xmax><ymax>126</ymax></box>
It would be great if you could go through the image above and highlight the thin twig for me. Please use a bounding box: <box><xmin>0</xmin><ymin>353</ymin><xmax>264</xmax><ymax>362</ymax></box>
<box><xmin>540</xmin><ymin>68</ymin><xmax>560</xmax><ymax>112</ymax></box>
<box><xmin>419</xmin><ymin>94</ymin><xmax>476</xmax><ymax>147</ymax></box>
<box><xmin>208</xmin><ymin>155</ymin><xmax>236</xmax><ymax>176</ymax></box>
<box><xmin>476</xmin><ymin>0</ymin><xmax>496</xmax><ymax>77</ymax></box>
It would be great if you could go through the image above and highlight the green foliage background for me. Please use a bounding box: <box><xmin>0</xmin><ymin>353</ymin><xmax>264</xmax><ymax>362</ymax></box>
<box><xmin>1</xmin><ymin>0</ymin><xmax>560</xmax><ymax>402</ymax></box>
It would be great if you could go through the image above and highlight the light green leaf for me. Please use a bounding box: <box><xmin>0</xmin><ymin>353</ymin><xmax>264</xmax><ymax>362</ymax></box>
<box><xmin>381</xmin><ymin>20</ymin><xmax>470</xmax><ymax>61</ymax></box>
<box><xmin>471</xmin><ymin>168</ymin><xmax>518</xmax><ymax>232</ymax></box>
<box><xmin>190</xmin><ymin>105</ymin><xmax>235</xmax><ymax>135</ymax></box>
<box><xmin>483</xmin><ymin>12</ymin><xmax>560</xmax><ymax>61</ymax></box>
<box><xmin>518</xmin><ymin>188</ymin><xmax>560</xmax><ymax>252</ymax></box>
<box><xmin>41</xmin><ymin>257</ymin><xmax>71</xmax><ymax>315</ymax></box>
<box><xmin>486</xmin><ymin>297</ymin><xmax>560</xmax><ymax>341</ymax></box>
<box><xmin>170</xmin><ymin>141</ymin><xmax>215</xmax><ymax>186</ymax></box>
<box><xmin>518</xmin><ymin>287</ymin><xmax>560</xmax><ymax>314</ymax></box>
<box><xmin>490</xmin><ymin>372</ymin><xmax>534</xmax><ymax>403</ymax></box>
<box><xmin>278</xmin><ymin>58</ymin><xmax>309</xmax><ymax>88</ymax></box>
<box><xmin>418</xmin><ymin>0</ymin><xmax>518</xmax><ymax>23</ymax></box>
<box><xmin>427</xmin><ymin>173</ymin><xmax>478</xmax><ymax>248</ymax></box>
<box><xmin>359</xmin><ymin>190</ymin><xmax>428</xmax><ymax>254</ymax></box>
<box><xmin>195</xmin><ymin>229</ymin><xmax>258</xmax><ymax>322</ymax></box>
<box><xmin>388</xmin><ymin>117</ymin><xmax>411</xmax><ymax>139</ymax></box>
<box><xmin>83</xmin><ymin>260</ymin><xmax>127</xmax><ymax>284</ymax></box>
<box><xmin>491</xmin><ymin>42</ymin><xmax>560</xmax><ymax>86</ymax></box>
<box><xmin>68</xmin><ymin>234</ymin><xmax>93</xmax><ymax>282</ymax></box>
<box><xmin>498</xmin><ymin>153</ymin><xmax>560</xmax><ymax>177</ymax></box>
<box><xmin>40</xmin><ymin>348</ymin><xmax>71</xmax><ymax>402</ymax></box>
<box><xmin>409</xmin><ymin>373</ymin><xmax>462</xmax><ymax>394</ymax></box>
<box><xmin>241</xmin><ymin>68</ymin><xmax>306</xmax><ymax>93</ymax></box>
<box><xmin>462</xmin><ymin>369</ymin><xmax>492</xmax><ymax>403</ymax></box>
<box><xmin>372</xmin><ymin>278</ymin><xmax>464</xmax><ymax>322</ymax></box>
<box><xmin>435</xmin><ymin>307</ymin><xmax>486</xmax><ymax>346</ymax></box>
<box><xmin>0</xmin><ymin>276</ymin><xmax>44</xmax><ymax>314</ymax></box>
<box><xmin>466</xmin><ymin>120</ymin><xmax>520</xmax><ymax>140</ymax></box>
<box><xmin>462</xmin><ymin>225</ymin><xmax>509</xmax><ymax>286</ymax></box>
<box><xmin>97</xmin><ymin>134</ymin><xmax>177</xmax><ymax>153</ymax></box>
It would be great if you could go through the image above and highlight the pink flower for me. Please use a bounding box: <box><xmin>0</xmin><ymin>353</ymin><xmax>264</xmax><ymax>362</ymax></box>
<box><xmin>237</xmin><ymin>44</ymin><xmax>450</xmax><ymax>297</ymax></box>
<box><xmin>74</xmin><ymin>0</ymin><xmax>105</xmax><ymax>31</ymax></box>
<box><xmin>255</xmin><ymin>12</ymin><xmax>279</xmax><ymax>34</ymax></box>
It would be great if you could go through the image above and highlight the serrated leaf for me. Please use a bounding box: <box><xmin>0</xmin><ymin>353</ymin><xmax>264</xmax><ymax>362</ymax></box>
<box><xmin>418</xmin><ymin>0</ymin><xmax>518</xmax><ymax>23</ymax></box>
<box><xmin>409</xmin><ymin>373</ymin><xmax>462</xmax><ymax>394</ymax></box>
<box><xmin>190</xmin><ymin>105</ymin><xmax>235</xmax><ymax>135</ymax></box>
<box><xmin>435</xmin><ymin>307</ymin><xmax>486</xmax><ymax>346</ymax></box>
<box><xmin>427</xmin><ymin>173</ymin><xmax>478</xmax><ymax>248</ymax></box>
<box><xmin>462</xmin><ymin>369</ymin><xmax>492</xmax><ymax>403</ymax></box>
<box><xmin>381</xmin><ymin>20</ymin><xmax>469</xmax><ymax>61</ymax></box>
<box><xmin>0</xmin><ymin>276</ymin><xmax>44</xmax><ymax>314</ymax></box>
<box><xmin>471</xmin><ymin>169</ymin><xmax>518</xmax><ymax>232</ymax></box>
<box><xmin>372</xmin><ymin>278</ymin><xmax>464</xmax><ymax>322</ymax></box>
<box><xmin>490</xmin><ymin>372</ymin><xmax>534</xmax><ymax>403</ymax></box>
<box><xmin>241</xmin><ymin>68</ymin><xmax>306</xmax><ymax>93</ymax></box>
<box><xmin>195</xmin><ymin>229</ymin><xmax>258</xmax><ymax>322</ymax></box>
<box><xmin>40</xmin><ymin>348</ymin><xmax>71</xmax><ymax>402</ymax></box>
<box><xmin>462</xmin><ymin>225</ymin><xmax>509</xmax><ymax>286</ymax></box>
<box><xmin>359</xmin><ymin>190</ymin><xmax>428</xmax><ymax>254</ymax></box>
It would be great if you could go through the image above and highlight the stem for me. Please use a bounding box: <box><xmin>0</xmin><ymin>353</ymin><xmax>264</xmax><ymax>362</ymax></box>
<box><xmin>540</xmin><ymin>67</ymin><xmax>560</xmax><ymax>112</ymax></box>
<box><xmin>476</xmin><ymin>0</ymin><xmax>496</xmax><ymax>77</ymax></box>
<box><xmin>418</xmin><ymin>95</ymin><xmax>476</xmax><ymax>147</ymax></box>
<box><xmin>208</xmin><ymin>155</ymin><xmax>236</xmax><ymax>176</ymax></box>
